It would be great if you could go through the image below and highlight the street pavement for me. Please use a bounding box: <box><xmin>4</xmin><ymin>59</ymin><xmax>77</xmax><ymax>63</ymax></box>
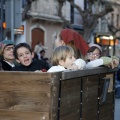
<box><xmin>115</xmin><ymin>98</ymin><xmax>120</xmax><ymax>120</ymax></box>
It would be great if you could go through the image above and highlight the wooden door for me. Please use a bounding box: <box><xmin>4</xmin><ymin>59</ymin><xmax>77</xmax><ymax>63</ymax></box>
<box><xmin>31</xmin><ymin>28</ymin><xmax>44</xmax><ymax>51</ymax></box>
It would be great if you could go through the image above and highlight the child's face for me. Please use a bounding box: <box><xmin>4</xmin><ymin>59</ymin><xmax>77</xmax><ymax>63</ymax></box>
<box><xmin>59</xmin><ymin>53</ymin><xmax>76</xmax><ymax>69</ymax></box>
<box><xmin>54</xmin><ymin>35</ymin><xmax>65</xmax><ymax>48</ymax></box>
<box><xmin>3</xmin><ymin>45</ymin><xmax>15</xmax><ymax>61</ymax></box>
<box><xmin>87</xmin><ymin>48</ymin><xmax>100</xmax><ymax>61</ymax></box>
<box><xmin>16</xmin><ymin>47</ymin><xmax>34</xmax><ymax>66</ymax></box>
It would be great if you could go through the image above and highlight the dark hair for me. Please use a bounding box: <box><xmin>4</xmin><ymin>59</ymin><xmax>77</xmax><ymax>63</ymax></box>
<box><xmin>14</xmin><ymin>43</ymin><xmax>32</xmax><ymax>59</ymax></box>
<box><xmin>87</xmin><ymin>46</ymin><xmax>102</xmax><ymax>55</ymax></box>
<box><xmin>40</xmin><ymin>49</ymin><xmax>45</xmax><ymax>54</ymax></box>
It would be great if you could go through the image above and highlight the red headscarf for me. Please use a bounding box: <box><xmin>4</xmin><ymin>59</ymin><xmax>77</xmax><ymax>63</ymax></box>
<box><xmin>60</xmin><ymin>29</ymin><xmax>89</xmax><ymax>56</ymax></box>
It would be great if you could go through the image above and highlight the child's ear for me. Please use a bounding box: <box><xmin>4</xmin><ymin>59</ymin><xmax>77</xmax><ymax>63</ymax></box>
<box><xmin>59</xmin><ymin>60</ymin><xmax>64</xmax><ymax>66</ymax></box>
<box><xmin>16</xmin><ymin>59</ymin><xmax>20</xmax><ymax>63</ymax></box>
<box><xmin>32</xmin><ymin>52</ymin><xmax>34</xmax><ymax>58</ymax></box>
<box><xmin>61</xmin><ymin>40</ymin><xmax>65</xmax><ymax>45</ymax></box>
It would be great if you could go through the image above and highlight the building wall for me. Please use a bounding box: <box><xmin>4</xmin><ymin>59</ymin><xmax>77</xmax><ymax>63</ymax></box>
<box><xmin>25</xmin><ymin>19</ymin><xmax>62</xmax><ymax>58</ymax></box>
<box><xmin>30</xmin><ymin>0</ymin><xmax>70</xmax><ymax>21</ymax></box>
<box><xmin>92</xmin><ymin>0</ymin><xmax>120</xmax><ymax>56</ymax></box>
<box><xmin>16</xmin><ymin>0</ymin><xmax>71</xmax><ymax>59</ymax></box>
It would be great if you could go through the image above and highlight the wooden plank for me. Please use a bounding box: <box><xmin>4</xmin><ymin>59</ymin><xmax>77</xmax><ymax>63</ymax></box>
<box><xmin>60</xmin><ymin>78</ymin><xmax>81</xmax><ymax>120</ymax></box>
<box><xmin>60</xmin><ymin>104</ymin><xmax>80</xmax><ymax>119</ymax></box>
<box><xmin>60</xmin><ymin>113</ymin><xmax>80</xmax><ymax>120</ymax></box>
<box><xmin>82</xmin><ymin>76</ymin><xmax>99</xmax><ymax>91</ymax></box>
<box><xmin>0</xmin><ymin>91</ymin><xmax>51</xmax><ymax>111</ymax></box>
<box><xmin>82</xmin><ymin>90</ymin><xmax>98</xmax><ymax>101</ymax></box>
<box><xmin>0</xmin><ymin>110</ymin><xmax>50</xmax><ymax>120</ymax></box>
<box><xmin>61</xmin><ymin>78</ymin><xmax>81</xmax><ymax>89</ymax></box>
<box><xmin>99</xmin><ymin>114</ymin><xmax>114</xmax><ymax>120</ymax></box>
<box><xmin>60</xmin><ymin>96</ymin><xmax>80</xmax><ymax>110</ymax></box>
<box><xmin>61</xmin><ymin>86</ymin><xmax>80</xmax><ymax>99</ymax></box>
<box><xmin>99</xmin><ymin>111</ymin><xmax>114</xmax><ymax>120</ymax></box>
<box><xmin>82</xmin><ymin>98</ymin><xmax>98</xmax><ymax>110</ymax></box>
<box><xmin>50</xmin><ymin>73</ymin><xmax>61</xmax><ymax>120</ymax></box>
<box><xmin>82</xmin><ymin>107</ymin><xmax>98</xmax><ymax>120</ymax></box>
<box><xmin>62</xmin><ymin>67</ymin><xmax>117</xmax><ymax>80</ymax></box>
<box><xmin>0</xmin><ymin>72</ymin><xmax>52</xmax><ymax>92</ymax></box>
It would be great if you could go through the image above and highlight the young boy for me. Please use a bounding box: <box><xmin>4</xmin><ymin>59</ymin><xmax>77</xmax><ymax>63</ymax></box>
<box><xmin>47</xmin><ymin>46</ymin><xmax>86</xmax><ymax>72</ymax></box>
<box><xmin>12</xmin><ymin>43</ymin><xmax>49</xmax><ymax>71</ymax></box>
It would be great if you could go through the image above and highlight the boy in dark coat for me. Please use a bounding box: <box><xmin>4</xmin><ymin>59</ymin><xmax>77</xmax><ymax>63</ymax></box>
<box><xmin>12</xmin><ymin>43</ymin><xmax>49</xmax><ymax>71</ymax></box>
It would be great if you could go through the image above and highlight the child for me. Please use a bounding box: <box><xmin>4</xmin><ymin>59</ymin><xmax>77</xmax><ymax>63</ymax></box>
<box><xmin>0</xmin><ymin>40</ymin><xmax>15</xmax><ymax>71</ymax></box>
<box><xmin>54</xmin><ymin>29</ymin><xmax>89</xmax><ymax>59</ymax></box>
<box><xmin>12</xmin><ymin>43</ymin><xmax>49</xmax><ymax>71</ymax></box>
<box><xmin>47</xmin><ymin>46</ymin><xmax>86</xmax><ymax>72</ymax></box>
<box><xmin>86</xmin><ymin>43</ymin><xmax>119</xmax><ymax>68</ymax></box>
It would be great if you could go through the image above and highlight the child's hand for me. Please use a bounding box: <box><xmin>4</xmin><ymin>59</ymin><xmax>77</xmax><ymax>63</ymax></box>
<box><xmin>107</xmin><ymin>61</ymin><xmax>114</xmax><ymax>69</ymax></box>
<box><xmin>112</xmin><ymin>56</ymin><xmax>119</xmax><ymax>67</ymax></box>
<box><xmin>70</xmin><ymin>63</ymin><xmax>78</xmax><ymax>70</ymax></box>
<box><xmin>34</xmin><ymin>70</ymin><xmax>42</xmax><ymax>72</ymax></box>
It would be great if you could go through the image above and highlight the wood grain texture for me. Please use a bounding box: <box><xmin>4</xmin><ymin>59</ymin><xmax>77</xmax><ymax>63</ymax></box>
<box><xmin>0</xmin><ymin>72</ymin><xmax>61</xmax><ymax>120</ymax></box>
<box><xmin>0</xmin><ymin>110</ymin><xmax>49</xmax><ymax>120</ymax></box>
<box><xmin>0</xmin><ymin>67</ymin><xmax>116</xmax><ymax>120</ymax></box>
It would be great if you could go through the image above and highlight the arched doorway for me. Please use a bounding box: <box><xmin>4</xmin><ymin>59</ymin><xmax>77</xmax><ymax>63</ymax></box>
<box><xmin>31</xmin><ymin>28</ymin><xmax>44</xmax><ymax>51</ymax></box>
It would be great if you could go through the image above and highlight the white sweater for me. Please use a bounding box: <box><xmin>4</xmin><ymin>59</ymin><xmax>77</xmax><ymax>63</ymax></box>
<box><xmin>86</xmin><ymin>59</ymin><xmax>103</xmax><ymax>68</ymax></box>
<box><xmin>47</xmin><ymin>59</ymin><xmax>86</xmax><ymax>72</ymax></box>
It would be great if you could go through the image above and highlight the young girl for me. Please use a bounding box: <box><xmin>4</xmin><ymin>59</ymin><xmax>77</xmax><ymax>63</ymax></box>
<box><xmin>86</xmin><ymin>43</ymin><xmax>119</xmax><ymax>68</ymax></box>
<box><xmin>54</xmin><ymin>29</ymin><xmax>89</xmax><ymax>59</ymax></box>
<box><xmin>47</xmin><ymin>46</ymin><xmax>86</xmax><ymax>72</ymax></box>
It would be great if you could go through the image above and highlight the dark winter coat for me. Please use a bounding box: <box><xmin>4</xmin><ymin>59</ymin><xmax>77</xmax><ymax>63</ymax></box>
<box><xmin>12</xmin><ymin>59</ymin><xmax>49</xmax><ymax>72</ymax></box>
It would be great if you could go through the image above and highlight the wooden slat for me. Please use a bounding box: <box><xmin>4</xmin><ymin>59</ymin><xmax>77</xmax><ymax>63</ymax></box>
<box><xmin>0</xmin><ymin>110</ymin><xmax>50</xmax><ymax>120</ymax></box>
<box><xmin>60</xmin><ymin>104</ymin><xmax>80</xmax><ymax>119</ymax></box>
<box><xmin>60</xmin><ymin>113</ymin><xmax>80</xmax><ymax>120</ymax></box>
<box><xmin>0</xmin><ymin>91</ymin><xmax>50</xmax><ymax>111</ymax></box>
<box><xmin>0</xmin><ymin>72</ymin><xmax>52</xmax><ymax>92</ymax></box>
<box><xmin>99</xmin><ymin>114</ymin><xmax>114</xmax><ymax>120</ymax></box>
<box><xmin>99</xmin><ymin>111</ymin><xmax>114</xmax><ymax>120</ymax></box>
<box><xmin>82</xmin><ymin>107</ymin><xmax>98</xmax><ymax>120</ymax></box>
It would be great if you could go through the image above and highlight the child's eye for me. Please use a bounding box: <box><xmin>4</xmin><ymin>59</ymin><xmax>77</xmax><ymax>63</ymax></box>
<box><xmin>18</xmin><ymin>54</ymin><xmax>23</xmax><ymax>57</ymax></box>
<box><xmin>25</xmin><ymin>52</ymin><xmax>30</xmax><ymax>54</ymax></box>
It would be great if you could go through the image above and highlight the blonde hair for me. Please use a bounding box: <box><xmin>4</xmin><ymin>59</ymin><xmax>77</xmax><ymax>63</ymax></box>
<box><xmin>52</xmin><ymin>46</ymin><xmax>74</xmax><ymax>66</ymax></box>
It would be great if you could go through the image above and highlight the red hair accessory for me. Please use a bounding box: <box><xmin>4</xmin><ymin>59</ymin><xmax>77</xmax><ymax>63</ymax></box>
<box><xmin>60</xmin><ymin>29</ymin><xmax>89</xmax><ymax>56</ymax></box>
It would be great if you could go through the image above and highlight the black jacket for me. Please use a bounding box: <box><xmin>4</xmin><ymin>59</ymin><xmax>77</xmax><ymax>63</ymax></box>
<box><xmin>12</xmin><ymin>59</ymin><xmax>49</xmax><ymax>71</ymax></box>
<box><xmin>1</xmin><ymin>60</ymin><xmax>13</xmax><ymax>71</ymax></box>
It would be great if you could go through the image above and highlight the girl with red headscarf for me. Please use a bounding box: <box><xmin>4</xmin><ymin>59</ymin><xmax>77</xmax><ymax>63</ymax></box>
<box><xmin>54</xmin><ymin>28</ymin><xmax>89</xmax><ymax>59</ymax></box>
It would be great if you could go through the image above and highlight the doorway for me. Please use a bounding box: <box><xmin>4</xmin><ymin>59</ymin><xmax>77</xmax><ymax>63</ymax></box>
<box><xmin>31</xmin><ymin>28</ymin><xmax>44</xmax><ymax>51</ymax></box>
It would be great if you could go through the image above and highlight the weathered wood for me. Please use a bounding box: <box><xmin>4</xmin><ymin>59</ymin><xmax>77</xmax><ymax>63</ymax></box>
<box><xmin>0</xmin><ymin>72</ymin><xmax>61</xmax><ymax>120</ymax></box>
<box><xmin>0</xmin><ymin>110</ymin><xmax>49</xmax><ymax>120</ymax></box>
<box><xmin>0</xmin><ymin>67</ymin><xmax>117</xmax><ymax>120</ymax></box>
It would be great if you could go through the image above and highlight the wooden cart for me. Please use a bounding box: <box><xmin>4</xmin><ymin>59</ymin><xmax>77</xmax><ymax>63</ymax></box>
<box><xmin>0</xmin><ymin>67</ymin><xmax>117</xmax><ymax>120</ymax></box>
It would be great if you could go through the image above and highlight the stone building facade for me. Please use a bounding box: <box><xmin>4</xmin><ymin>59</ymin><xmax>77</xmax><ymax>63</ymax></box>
<box><xmin>16</xmin><ymin>0</ymin><xmax>70</xmax><ymax>58</ymax></box>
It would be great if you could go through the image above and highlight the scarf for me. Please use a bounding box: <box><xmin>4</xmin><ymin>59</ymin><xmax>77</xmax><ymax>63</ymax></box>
<box><xmin>61</xmin><ymin>29</ymin><xmax>89</xmax><ymax>56</ymax></box>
